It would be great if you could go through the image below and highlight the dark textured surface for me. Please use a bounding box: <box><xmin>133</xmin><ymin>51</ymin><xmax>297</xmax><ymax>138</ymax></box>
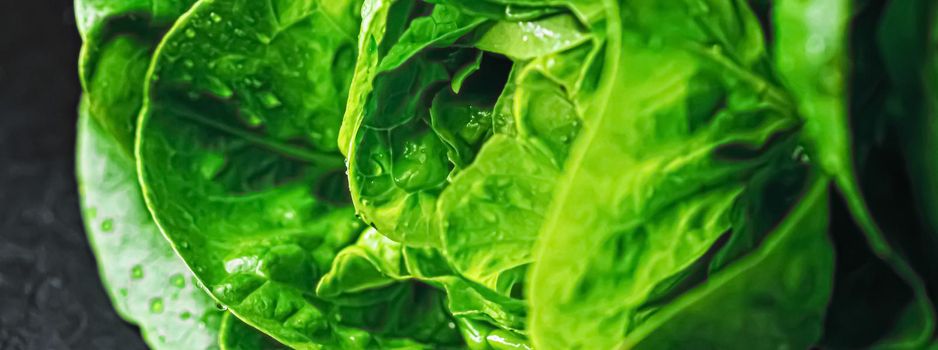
<box><xmin>0</xmin><ymin>1</ymin><xmax>148</xmax><ymax>349</ymax></box>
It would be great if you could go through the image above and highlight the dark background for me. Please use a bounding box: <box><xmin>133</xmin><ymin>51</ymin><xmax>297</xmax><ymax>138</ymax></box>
<box><xmin>0</xmin><ymin>1</ymin><xmax>148</xmax><ymax>349</ymax></box>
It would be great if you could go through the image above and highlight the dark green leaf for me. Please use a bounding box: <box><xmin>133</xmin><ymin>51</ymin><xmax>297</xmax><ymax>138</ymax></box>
<box><xmin>136</xmin><ymin>0</ymin><xmax>375</xmax><ymax>347</ymax></box>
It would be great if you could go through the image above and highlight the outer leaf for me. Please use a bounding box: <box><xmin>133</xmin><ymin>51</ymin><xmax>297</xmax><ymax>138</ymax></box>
<box><xmin>528</xmin><ymin>2</ymin><xmax>797</xmax><ymax>348</ymax></box>
<box><xmin>77</xmin><ymin>99</ymin><xmax>222</xmax><ymax>350</ymax></box>
<box><xmin>136</xmin><ymin>0</ymin><xmax>370</xmax><ymax>347</ymax></box>
<box><xmin>774</xmin><ymin>0</ymin><xmax>936</xmax><ymax>345</ymax></box>
<box><xmin>621</xmin><ymin>177</ymin><xmax>834</xmax><ymax>349</ymax></box>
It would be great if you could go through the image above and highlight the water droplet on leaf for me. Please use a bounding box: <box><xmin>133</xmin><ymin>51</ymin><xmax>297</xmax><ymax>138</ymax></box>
<box><xmin>258</xmin><ymin>91</ymin><xmax>282</xmax><ymax>109</ymax></box>
<box><xmin>150</xmin><ymin>298</ymin><xmax>165</xmax><ymax>313</ymax></box>
<box><xmin>170</xmin><ymin>274</ymin><xmax>186</xmax><ymax>288</ymax></box>
<box><xmin>100</xmin><ymin>218</ymin><xmax>114</xmax><ymax>232</ymax></box>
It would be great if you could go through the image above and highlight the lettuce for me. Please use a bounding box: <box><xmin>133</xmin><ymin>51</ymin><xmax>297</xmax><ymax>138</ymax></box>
<box><xmin>76</xmin><ymin>0</ymin><xmax>938</xmax><ymax>348</ymax></box>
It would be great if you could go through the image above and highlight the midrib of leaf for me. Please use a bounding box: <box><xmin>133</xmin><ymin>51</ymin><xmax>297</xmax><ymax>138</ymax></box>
<box><xmin>529</xmin><ymin>4</ymin><xmax>621</xmax><ymax>347</ymax></box>
<box><xmin>537</xmin><ymin>0</ymin><xmax>621</xmax><ymax>220</ymax></box>
<box><xmin>166</xmin><ymin>105</ymin><xmax>345</xmax><ymax>167</ymax></box>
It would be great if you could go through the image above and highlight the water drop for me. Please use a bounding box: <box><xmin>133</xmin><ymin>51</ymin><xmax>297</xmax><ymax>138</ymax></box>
<box><xmin>805</xmin><ymin>34</ymin><xmax>827</xmax><ymax>56</ymax></box>
<box><xmin>170</xmin><ymin>274</ymin><xmax>186</xmax><ymax>288</ymax></box>
<box><xmin>245</xmin><ymin>113</ymin><xmax>263</xmax><ymax>127</ymax></box>
<box><xmin>131</xmin><ymin>265</ymin><xmax>144</xmax><ymax>279</ymax></box>
<box><xmin>150</xmin><ymin>298</ymin><xmax>165</xmax><ymax>313</ymax></box>
<box><xmin>185</xmin><ymin>28</ymin><xmax>196</xmax><ymax>38</ymax></box>
<box><xmin>199</xmin><ymin>153</ymin><xmax>226</xmax><ymax>179</ymax></box>
<box><xmin>180</xmin><ymin>311</ymin><xmax>192</xmax><ymax>320</ymax></box>
<box><xmin>209</xmin><ymin>12</ymin><xmax>222</xmax><ymax>23</ymax></box>
<box><xmin>100</xmin><ymin>218</ymin><xmax>114</xmax><ymax>232</ymax></box>
<box><xmin>258</xmin><ymin>91</ymin><xmax>282</xmax><ymax>109</ymax></box>
<box><xmin>204</xmin><ymin>76</ymin><xmax>233</xmax><ymax>98</ymax></box>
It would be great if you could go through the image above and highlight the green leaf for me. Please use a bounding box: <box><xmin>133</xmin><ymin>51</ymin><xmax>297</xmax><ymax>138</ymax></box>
<box><xmin>403</xmin><ymin>247</ymin><xmax>528</xmax><ymax>334</ymax></box>
<box><xmin>438</xmin><ymin>135</ymin><xmax>557</xmax><ymax>292</ymax></box>
<box><xmin>77</xmin><ymin>0</ymin><xmax>938</xmax><ymax>347</ymax></box>
<box><xmin>345</xmin><ymin>2</ymin><xmax>598</xmax><ymax>252</ymax></box>
<box><xmin>346</xmin><ymin>55</ymin><xmax>454</xmax><ymax>246</ymax></box>
<box><xmin>621</xmin><ymin>177</ymin><xmax>834</xmax><ymax>349</ymax></box>
<box><xmin>322</xmin><ymin>226</ymin><xmax>530</xmax><ymax>337</ymax></box>
<box><xmin>339</xmin><ymin>0</ymin><xmax>415</xmax><ymax>155</ymax></box>
<box><xmin>136</xmin><ymin>0</ymin><xmax>375</xmax><ymax>347</ymax></box>
<box><xmin>528</xmin><ymin>2</ymin><xmax>798</xmax><ymax>348</ymax></box>
<box><xmin>77</xmin><ymin>99</ymin><xmax>223</xmax><ymax>350</ymax></box>
<box><xmin>83</xmin><ymin>36</ymin><xmax>157</xmax><ymax>155</ymax></box>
